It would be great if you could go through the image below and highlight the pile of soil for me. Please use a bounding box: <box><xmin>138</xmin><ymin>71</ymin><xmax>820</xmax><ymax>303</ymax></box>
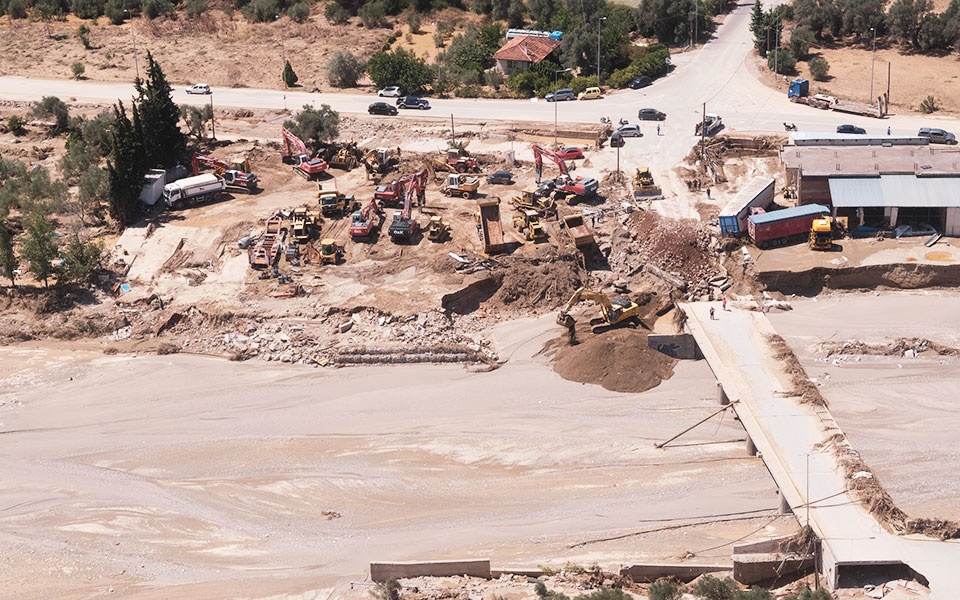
<box><xmin>488</xmin><ymin>252</ymin><xmax>582</xmax><ymax>313</ymax></box>
<box><xmin>552</xmin><ymin>328</ymin><xmax>676</xmax><ymax>393</ymax></box>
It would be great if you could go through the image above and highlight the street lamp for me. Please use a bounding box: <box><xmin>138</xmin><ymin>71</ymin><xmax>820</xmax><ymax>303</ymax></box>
<box><xmin>597</xmin><ymin>16</ymin><xmax>606</xmax><ymax>82</ymax></box>
<box><xmin>124</xmin><ymin>9</ymin><xmax>139</xmax><ymax>80</ymax></box>
<box><xmin>869</xmin><ymin>27</ymin><xmax>877</xmax><ymax>105</ymax></box>
<box><xmin>554</xmin><ymin>68</ymin><xmax>571</xmax><ymax>148</ymax></box>
<box><xmin>209</xmin><ymin>91</ymin><xmax>215</xmax><ymax>141</ymax></box>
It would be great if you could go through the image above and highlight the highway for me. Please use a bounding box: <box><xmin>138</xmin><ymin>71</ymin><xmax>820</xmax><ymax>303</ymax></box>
<box><xmin>682</xmin><ymin>302</ymin><xmax>960</xmax><ymax>598</ymax></box>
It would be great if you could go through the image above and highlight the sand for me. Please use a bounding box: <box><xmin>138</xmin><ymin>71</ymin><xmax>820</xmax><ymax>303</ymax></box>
<box><xmin>552</xmin><ymin>328</ymin><xmax>677</xmax><ymax>393</ymax></box>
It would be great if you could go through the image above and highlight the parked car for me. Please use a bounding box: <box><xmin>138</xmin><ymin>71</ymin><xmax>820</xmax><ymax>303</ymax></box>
<box><xmin>556</xmin><ymin>147</ymin><xmax>584</xmax><ymax>160</ymax></box>
<box><xmin>368</xmin><ymin>102</ymin><xmax>398</xmax><ymax>116</ymax></box>
<box><xmin>837</xmin><ymin>124</ymin><xmax>866</xmax><ymax>134</ymax></box>
<box><xmin>545</xmin><ymin>88</ymin><xmax>575</xmax><ymax>102</ymax></box>
<box><xmin>609</xmin><ymin>132</ymin><xmax>625</xmax><ymax>147</ymax></box>
<box><xmin>578</xmin><ymin>87</ymin><xmax>603</xmax><ymax>100</ymax></box>
<box><xmin>615</xmin><ymin>124</ymin><xmax>642</xmax><ymax>137</ymax></box>
<box><xmin>628</xmin><ymin>76</ymin><xmax>652</xmax><ymax>89</ymax></box>
<box><xmin>186</xmin><ymin>83</ymin><xmax>211</xmax><ymax>95</ymax></box>
<box><xmin>918</xmin><ymin>127</ymin><xmax>957</xmax><ymax>145</ymax></box>
<box><xmin>485</xmin><ymin>170</ymin><xmax>514</xmax><ymax>185</ymax></box>
<box><xmin>397</xmin><ymin>96</ymin><xmax>430</xmax><ymax>110</ymax></box>
<box><xmin>637</xmin><ymin>108</ymin><xmax>666</xmax><ymax>121</ymax></box>
<box><xmin>378</xmin><ymin>86</ymin><xmax>402</xmax><ymax>97</ymax></box>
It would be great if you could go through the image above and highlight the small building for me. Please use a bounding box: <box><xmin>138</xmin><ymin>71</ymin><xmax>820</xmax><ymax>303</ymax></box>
<box><xmin>492</xmin><ymin>35</ymin><xmax>561</xmax><ymax>76</ymax></box>
<box><xmin>781</xmin><ymin>144</ymin><xmax>960</xmax><ymax>235</ymax></box>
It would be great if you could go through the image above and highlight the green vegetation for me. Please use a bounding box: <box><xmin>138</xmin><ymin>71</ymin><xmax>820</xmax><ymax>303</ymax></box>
<box><xmin>77</xmin><ymin>23</ymin><xmax>92</xmax><ymax>48</ymax></box>
<box><xmin>19</xmin><ymin>206</ymin><xmax>59</xmax><ymax>288</ymax></box>
<box><xmin>185</xmin><ymin>0</ymin><xmax>208</xmax><ymax>18</ymax></box>
<box><xmin>784</xmin><ymin>588</ymin><xmax>832</xmax><ymax>600</ymax></box>
<box><xmin>372</xmin><ymin>578</ymin><xmax>401</xmax><ymax>600</ymax></box>
<box><xmin>327</xmin><ymin>50</ymin><xmax>366</xmax><ymax>87</ymax></box>
<box><xmin>648</xmin><ymin>579</ymin><xmax>681</xmax><ymax>600</ymax></box>
<box><xmin>72</xmin><ymin>62</ymin><xmax>86</xmax><ymax>79</ymax></box>
<box><xmin>287</xmin><ymin>0</ymin><xmax>309</xmax><ymax>22</ymax></box>
<box><xmin>366</xmin><ymin>47</ymin><xmax>434</xmax><ymax>93</ymax></box>
<box><xmin>767</xmin><ymin>47</ymin><xmax>797</xmax><ymax>73</ymax></box>
<box><xmin>136</xmin><ymin>52</ymin><xmax>186</xmax><ymax>168</ymax></box>
<box><xmin>283</xmin><ymin>60</ymin><xmax>298</xmax><ymax>87</ymax></box>
<box><xmin>5</xmin><ymin>116</ymin><xmax>25</xmax><ymax>134</ymax></box>
<box><xmin>31</xmin><ymin>96</ymin><xmax>70</xmax><ymax>133</ymax></box>
<box><xmin>790</xmin><ymin>25</ymin><xmax>816</xmax><ymax>57</ymax></box>
<box><xmin>808</xmin><ymin>56</ymin><xmax>829</xmax><ymax>79</ymax></box>
<box><xmin>359</xmin><ymin>0</ymin><xmax>387</xmax><ymax>27</ymax></box>
<box><xmin>607</xmin><ymin>43</ymin><xmax>670</xmax><ymax>88</ymax></box>
<box><xmin>920</xmin><ymin>94</ymin><xmax>940</xmax><ymax>113</ymax></box>
<box><xmin>180</xmin><ymin>104</ymin><xmax>213</xmax><ymax>139</ymax></box>
<box><xmin>282</xmin><ymin>104</ymin><xmax>339</xmax><ymax>149</ymax></box>
<box><xmin>324</xmin><ymin>1</ymin><xmax>349</xmax><ymax>23</ymax></box>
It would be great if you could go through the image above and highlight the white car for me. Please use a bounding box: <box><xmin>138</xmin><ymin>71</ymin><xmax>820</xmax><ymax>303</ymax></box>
<box><xmin>378</xmin><ymin>86</ymin><xmax>401</xmax><ymax>97</ymax></box>
<box><xmin>186</xmin><ymin>83</ymin><xmax>211</xmax><ymax>95</ymax></box>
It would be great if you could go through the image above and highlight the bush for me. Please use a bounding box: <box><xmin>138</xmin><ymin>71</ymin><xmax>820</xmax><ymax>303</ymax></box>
<box><xmin>366</xmin><ymin>47</ymin><xmax>434</xmax><ymax>93</ymax></box>
<box><xmin>77</xmin><ymin>24</ymin><xmax>92</xmax><ymax>49</ymax></box>
<box><xmin>359</xmin><ymin>0</ymin><xmax>386</xmax><ymax>27</ymax></box>
<box><xmin>373</xmin><ymin>579</ymin><xmax>401</xmax><ymax>600</ymax></box>
<box><xmin>692</xmin><ymin>575</ymin><xmax>738</xmax><ymax>600</ymax></box>
<box><xmin>327</xmin><ymin>50</ymin><xmax>365</xmax><ymax>87</ymax></box>
<box><xmin>242</xmin><ymin>0</ymin><xmax>279</xmax><ymax>22</ymax></box>
<box><xmin>104</xmin><ymin>0</ymin><xmax>125</xmax><ymax>23</ymax></box>
<box><xmin>919</xmin><ymin>95</ymin><xmax>940</xmax><ymax>113</ymax></box>
<box><xmin>767</xmin><ymin>47</ymin><xmax>797</xmax><ymax>74</ymax></box>
<box><xmin>785</xmin><ymin>588</ymin><xmax>832</xmax><ymax>600</ymax></box>
<box><xmin>790</xmin><ymin>25</ymin><xmax>816</xmax><ymax>58</ymax></box>
<box><xmin>808</xmin><ymin>56</ymin><xmax>829</xmax><ymax>80</ymax></box>
<box><xmin>185</xmin><ymin>0</ymin><xmax>208</xmax><ymax>18</ymax></box>
<box><xmin>7</xmin><ymin>0</ymin><xmax>26</xmax><ymax>18</ymax></box>
<box><xmin>454</xmin><ymin>84</ymin><xmax>482</xmax><ymax>97</ymax></box>
<box><xmin>31</xmin><ymin>96</ymin><xmax>70</xmax><ymax>132</ymax></box>
<box><xmin>6</xmin><ymin>116</ymin><xmax>25</xmax><ymax>134</ymax></box>
<box><xmin>288</xmin><ymin>0</ymin><xmax>309</xmax><ymax>22</ymax></box>
<box><xmin>484</xmin><ymin>69</ymin><xmax>503</xmax><ymax>88</ymax></box>
<box><xmin>736</xmin><ymin>588</ymin><xmax>774</xmax><ymax>600</ymax></box>
<box><xmin>648</xmin><ymin>580</ymin><xmax>681</xmax><ymax>600</ymax></box>
<box><xmin>282</xmin><ymin>60</ymin><xmax>298</xmax><ymax>87</ymax></box>
<box><xmin>569</xmin><ymin>75</ymin><xmax>598</xmax><ymax>95</ymax></box>
<box><xmin>324</xmin><ymin>1</ymin><xmax>349</xmax><ymax>23</ymax></box>
<box><xmin>142</xmin><ymin>0</ymin><xmax>172</xmax><ymax>19</ymax></box>
<box><xmin>71</xmin><ymin>0</ymin><xmax>105</xmax><ymax>19</ymax></box>
<box><xmin>71</xmin><ymin>62</ymin><xmax>86</xmax><ymax>79</ymax></box>
<box><xmin>407</xmin><ymin>10</ymin><xmax>420</xmax><ymax>33</ymax></box>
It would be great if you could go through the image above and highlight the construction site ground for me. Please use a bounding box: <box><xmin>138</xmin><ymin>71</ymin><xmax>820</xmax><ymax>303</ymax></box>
<box><xmin>767</xmin><ymin>291</ymin><xmax>960</xmax><ymax>522</ymax></box>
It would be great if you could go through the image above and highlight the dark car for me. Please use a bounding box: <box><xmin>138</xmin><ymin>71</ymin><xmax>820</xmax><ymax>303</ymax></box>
<box><xmin>637</xmin><ymin>108</ymin><xmax>666</xmax><ymax>121</ymax></box>
<box><xmin>628</xmin><ymin>76</ymin><xmax>652</xmax><ymax>89</ymax></box>
<box><xmin>545</xmin><ymin>88</ymin><xmax>575</xmax><ymax>102</ymax></box>
<box><xmin>368</xmin><ymin>102</ymin><xmax>398</xmax><ymax>116</ymax></box>
<box><xmin>396</xmin><ymin>96</ymin><xmax>430</xmax><ymax>110</ymax></box>
<box><xmin>919</xmin><ymin>127</ymin><xmax>957</xmax><ymax>144</ymax></box>
<box><xmin>837</xmin><ymin>124</ymin><xmax>866</xmax><ymax>135</ymax></box>
<box><xmin>609</xmin><ymin>132</ymin><xmax>625</xmax><ymax>147</ymax></box>
<box><xmin>485</xmin><ymin>170</ymin><xmax>513</xmax><ymax>185</ymax></box>
<box><xmin>556</xmin><ymin>147</ymin><xmax>584</xmax><ymax>160</ymax></box>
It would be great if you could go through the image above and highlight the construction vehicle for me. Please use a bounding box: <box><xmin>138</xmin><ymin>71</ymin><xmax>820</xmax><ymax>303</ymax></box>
<box><xmin>556</xmin><ymin>287</ymin><xmax>642</xmax><ymax>334</ymax></box>
<box><xmin>445</xmin><ymin>149</ymin><xmax>479</xmax><ymax>173</ymax></box>
<box><xmin>442</xmin><ymin>173</ymin><xmax>481</xmax><ymax>198</ymax></box>
<box><xmin>532</xmin><ymin>144</ymin><xmax>598</xmax><ymax>203</ymax></box>
<box><xmin>476</xmin><ymin>197</ymin><xmax>504</xmax><ymax>254</ymax></box>
<box><xmin>388</xmin><ymin>176</ymin><xmax>420</xmax><ymax>243</ymax></box>
<box><xmin>192</xmin><ymin>152</ymin><xmax>259</xmax><ymax>193</ymax></box>
<box><xmin>695</xmin><ymin>114</ymin><xmax>723</xmax><ymax>136</ymax></box>
<box><xmin>349</xmin><ymin>197</ymin><xmax>384</xmax><ymax>238</ymax></box>
<box><xmin>425</xmin><ymin>216</ymin><xmax>450</xmax><ymax>242</ymax></box>
<box><xmin>281</xmin><ymin>127</ymin><xmax>328</xmax><ymax>179</ymax></box>
<box><xmin>162</xmin><ymin>174</ymin><xmax>225</xmax><ymax>209</ymax></box>
<box><xmin>509</xmin><ymin>187</ymin><xmax>557</xmax><ymax>219</ymax></box>
<box><xmin>633</xmin><ymin>167</ymin><xmax>662</xmax><ymax>200</ymax></box>
<box><xmin>513</xmin><ymin>209</ymin><xmax>546</xmax><ymax>241</ymax></box>
<box><xmin>291</xmin><ymin>207</ymin><xmax>320</xmax><ymax>244</ymax></box>
<box><xmin>374</xmin><ymin>177</ymin><xmax>409</xmax><ymax>206</ymax></box>
<box><xmin>559</xmin><ymin>212</ymin><xmax>594</xmax><ymax>248</ymax></box>
<box><xmin>809</xmin><ymin>216</ymin><xmax>846</xmax><ymax>250</ymax></box>
<box><xmin>318</xmin><ymin>238</ymin><xmax>343</xmax><ymax>264</ymax></box>
<box><xmin>317</xmin><ymin>183</ymin><xmax>358</xmax><ymax>218</ymax></box>
<box><xmin>248</xmin><ymin>215</ymin><xmax>285</xmax><ymax>268</ymax></box>
<box><xmin>326</xmin><ymin>142</ymin><xmax>360</xmax><ymax>170</ymax></box>
<box><xmin>788</xmin><ymin>78</ymin><xmax>887</xmax><ymax>118</ymax></box>
<box><xmin>361</xmin><ymin>147</ymin><xmax>401</xmax><ymax>177</ymax></box>
<box><xmin>748</xmin><ymin>204</ymin><xmax>830</xmax><ymax>249</ymax></box>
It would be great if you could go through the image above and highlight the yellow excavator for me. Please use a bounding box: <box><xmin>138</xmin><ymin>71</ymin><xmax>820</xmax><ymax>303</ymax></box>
<box><xmin>556</xmin><ymin>287</ymin><xmax>643</xmax><ymax>335</ymax></box>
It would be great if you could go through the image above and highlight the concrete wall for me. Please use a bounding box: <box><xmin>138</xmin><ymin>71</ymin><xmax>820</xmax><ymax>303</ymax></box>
<box><xmin>620</xmin><ymin>563</ymin><xmax>729</xmax><ymax>583</ymax></box>
<box><xmin>732</xmin><ymin>535</ymin><xmax>797</xmax><ymax>555</ymax></box>
<box><xmin>370</xmin><ymin>559</ymin><xmax>491</xmax><ymax>582</ymax></box>
<box><xmin>647</xmin><ymin>333</ymin><xmax>702</xmax><ymax>359</ymax></box>
<box><xmin>733</xmin><ymin>554</ymin><xmax>814</xmax><ymax>585</ymax></box>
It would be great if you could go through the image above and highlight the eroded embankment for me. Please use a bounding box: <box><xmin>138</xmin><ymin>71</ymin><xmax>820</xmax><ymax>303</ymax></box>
<box><xmin>760</xmin><ymin>263</ymin><xmax>960</xmax><ymax>295</ymax></box>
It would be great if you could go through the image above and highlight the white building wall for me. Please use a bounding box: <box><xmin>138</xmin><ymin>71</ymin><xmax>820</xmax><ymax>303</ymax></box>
<box><xmin>945</xmin><ymin>207</ymin><xmax>960</xmax><ymax>237</ymax></box>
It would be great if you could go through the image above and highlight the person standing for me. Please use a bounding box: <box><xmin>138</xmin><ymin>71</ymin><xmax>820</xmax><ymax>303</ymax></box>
<box><xmin>722</xmin><ymin>297</ymin><xmax>727</xmax><ymax>311</ymax></box>
<box><xmin>709</xmin><ymin>307</ymin><xmax>716</xmax><ymax>320</ymax></box>
<box><xmin>887</xmin><ymin>126</ymin><xmax>891</xmax><ymax>135</ymax></box>
<box><xmin>657</xmin><ymin>124</ymin><xmax>661</xmax><ymax>136</ymax></box>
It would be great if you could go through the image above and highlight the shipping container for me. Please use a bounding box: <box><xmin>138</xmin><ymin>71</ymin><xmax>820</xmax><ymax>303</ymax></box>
<box><xmin>748</xmin><ymin>204</ymin><xmax>830</xmax><ymax>248</ymax></box>
<box><xmin>719</xmin><ymin>176</ymin><xmax>775</xmax><ymax>236</ymax></box>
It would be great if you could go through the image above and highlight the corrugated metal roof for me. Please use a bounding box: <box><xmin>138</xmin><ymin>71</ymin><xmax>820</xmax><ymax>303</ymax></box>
<box><xmin>830</xmin><ymin>175</ymin><xmax>960</xmax><ymax>208</ymax></box>
<box><xmin>719</xmin><ymin>176</ymin><xmax>775</xmax><ymax>217</ymax></box>
<box><xmin>789</xmin><ymin>132</ymin><xmax>929</xmax><ymax>147</ymax></box>
<box><xmin>748</xmin><ymin>204</ymin><xmax>830</xmax><ymax>226</ymax></box>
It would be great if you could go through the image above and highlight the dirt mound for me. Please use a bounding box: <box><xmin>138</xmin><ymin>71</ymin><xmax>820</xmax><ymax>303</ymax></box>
<box><xmin>552</xmin><ymin>329</ymin><xmax>676</xmax><ymax>393</ymax></box>
<box><xmin>488</xmin><ymin>252</ymin><xmax>582</xmax><ymax>313</ymax></box>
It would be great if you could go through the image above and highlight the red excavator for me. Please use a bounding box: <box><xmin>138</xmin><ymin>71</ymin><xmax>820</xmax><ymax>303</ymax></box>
<box><xmin>349</xmin><ymin>197</ymin><xmax>384</xmax><ymax>238</ymax></box>
<box><xmin>281</xmin><ymin>127</ymin><xmax>328</xmax><ymax>180</ymax></box>
<box><xmin>532</xmin><ymin>143</ymin><xmax>598</xmax><ymax>203</ymax></box>
<box><xmin>374</xmin><ymin>169</ymin><xmax>427</xmax><ymax>207</ymax></box>
<box><xmin>388</xmin><ymin>176</ymin><xmax>420</xmax><ymax>242</ymax></box>
<box><xmin>191</xmin><ymin>152</ymin><xmax>259</xmax><ymax>192</ymax></box>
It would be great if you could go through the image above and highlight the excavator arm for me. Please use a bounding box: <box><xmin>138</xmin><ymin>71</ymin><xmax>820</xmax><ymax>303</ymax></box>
<box><xmin>532</xmin><ymin>143</ymin><xmax>570</xmax><ymax>183</ymax></box>
<box><xmin>281</xmin><ymin>127</ymin><xmax>308</xmax><ymax>157</ymax></box>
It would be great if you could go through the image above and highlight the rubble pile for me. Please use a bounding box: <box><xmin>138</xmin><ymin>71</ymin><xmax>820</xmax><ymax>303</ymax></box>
<box><xmin>819</xmin><ymin>337</ymin><xmax>960</xmax><ymax>359</ymax></box>
<box><xmin>389</xmin><ymin>569</ymin><xmax>637</xmax><ymax>600</ymax></box>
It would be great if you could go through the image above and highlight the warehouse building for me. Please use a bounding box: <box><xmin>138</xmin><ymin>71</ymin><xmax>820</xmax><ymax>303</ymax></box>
<box><xmin>781</xmin><ymin>145</ymin><xmax>960</xmax><ymax>236</ymax></box>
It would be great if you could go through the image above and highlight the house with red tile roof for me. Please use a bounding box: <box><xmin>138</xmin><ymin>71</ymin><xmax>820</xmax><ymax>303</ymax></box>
<box><xmin>492</xmin><ymin>35</ymin><xmax>561</xmax><ymax>76</ymax></box>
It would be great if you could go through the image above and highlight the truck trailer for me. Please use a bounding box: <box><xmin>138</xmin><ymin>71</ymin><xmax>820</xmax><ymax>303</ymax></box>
<box><xmin>719</xmin><ymin>176</ymin><xmax>775</xmax><ymax>237</ymax></box>
<box><xmin>162</xmin><ymin>174</ymin><xmax>225</xmax><ymax>209</ymax></box>
<box><xmin>748</xmin><ymin>204</ymin><xmax>830</xmax><ymax>248</ymax></box>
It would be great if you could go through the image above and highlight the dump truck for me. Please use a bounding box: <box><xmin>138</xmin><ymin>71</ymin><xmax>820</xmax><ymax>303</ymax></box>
<box><xmin>162</xmin><ymin>174</ymin><xmax>225</xmax><ymax>209</ymax></box>
<box><xmin>442</xmin><ymin>173</ymin><xmax>481</xmax><ymax>198</ymax></box>
<box><xmin>318</xmin><ymin>184</ymin><xmax>358</xmax><ymax>218</ymax></box>
<box><xmin>748</xmin><ymin>203</ymin><xmax>830</xmax><ymax>248</ymax></box>
<box><xmin>695</xmin><ymin>114</ymin><xmax>723</xmax><ymax>136</ymax></box>
<box><xmin>425</xmin><ymin>216</ymin><xmax>449</xmax><ymax>242</ymax></box>
<box><xmin>718</xmin><ymin>176</ymin><xmax>775</xmax><ymax>237</ymax></box>
<box><xmin>560</xmin><ymin>212</ymin><xmax>594</xmax><ymax>248</ymax></box>
<box><xmin>512</xmin><ymin>209</ymin><xmax>546</xmax><ymax>241</ymax></box>
<box><xmin>556</xmin><ymin>287</ymin><xmax>642</xmax><ymax>334</ymax></box>
<box><xmin>634</xmin><ymin>167</ymin><xmax>662</xmax><ymax>200</ymax></box>
<box><xmin>476</xmin><ymin>198</ymin><xmax>504</xmax><ymax>254</ymax></box>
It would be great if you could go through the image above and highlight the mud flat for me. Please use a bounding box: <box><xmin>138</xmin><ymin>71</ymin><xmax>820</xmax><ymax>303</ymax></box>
<box><xmin>0</xmin><ymin>316</ymin><xmax>793</xmax><ymax>598</ymax></box>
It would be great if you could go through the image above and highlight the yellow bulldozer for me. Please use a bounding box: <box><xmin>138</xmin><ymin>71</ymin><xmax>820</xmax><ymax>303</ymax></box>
<box><xmin>556</xmin><ymin>287</ymin><xmax>642</xmax><ymax>335</ymax></box>
<box><xmin>634</xmin><ymin>167</ymin><xmax>663</xmax><ymax>200</ymax></box>
<box><xmin>512</xmin><ymin>208</ymin><xmax>546</xmax><ymax>241</ymax></box>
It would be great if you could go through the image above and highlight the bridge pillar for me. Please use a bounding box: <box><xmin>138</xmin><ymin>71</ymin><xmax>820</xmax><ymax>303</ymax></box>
<box><xmin>717</xmin><ymin>383</ymin><xmax>729</xmax><ymax>406</ymax></box>
<box><xmin>778</xmin><ymin>492</ymin><xmax>792</xmax><ymax>514</ymax></box>
<box><xmin>745</xmin><ymin>433</ymin><xmax>757</xmax><ymax>456</ymax></box>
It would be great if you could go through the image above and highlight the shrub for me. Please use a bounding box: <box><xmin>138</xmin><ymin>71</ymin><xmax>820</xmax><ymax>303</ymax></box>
<box><xmin>569</xmin><ymin>75</ymin><xmax>598</xmax><ymax>95</ymax></box>
<box><xmin>288</xmin><ymin>0</ymin><xmax>309</xmax><ymax>22</ymax></box>
<box><xmin>454</xmin><ymin>84</ymin><xmax>482</xmax><ymax>97</ymax></box>
<box><xmin>142</xmin><ymin>0</ymin><xmax>172</xmax><ymax>19</ymax></box>
<box><xmin>373</xmin><ymin>579</ymin><xmax>401</xmax><ymax>600</ymax></box>
<box><xmin>767</xmin><ymin>47</ymin><xmax>797</xmax><ymax>74</ymax></box>
<box><xmin>104</xmin><ymin>0</ymin><xmax>125</xmax><ymax>23</ymax></box>
<box><xmin>242</xmin><ymin>0</ymin><xmax>279</xmax><ymax>22</ymax></box>
<box><xmin>6</xmin><ymin>116</ymin><xmax>25</xmax><ymax>134</ymax></box>
<box><xmin>282</xmin><ymin>60</ymin><xmax>298</xmax><ymax>87</ymax></box>
<box><xmin>484</xmin><ymin>69</ymin><xmax>503</xmax><ymax>88</ymax></box>
<box><xmin>692</xmin><ymin>575</ymin><xmax>738</xmax><ymax>600</ymax></box>
<box><xmin>808</xmin><ymin>56</ymin><xmax>829</xmax><ymax>80</ymax></box>
<box><xmin>71</xmin><ymin>0</ymin><xmax>105</xmax><ymax>19</ymax></box>
<box><xmin>77</xmin><ymin>24</ymin><xmax>92</xmax><ymax>49</ymax></box>
<box><xmin>407</xmin><ymin>10</ymin><xmax>420</xmax><ymax>33</ymax></box>
<box><xmin>185</xmin><ymin>0</ymin><xmax>208</xmax><ymax>18</ymax></box>
<box><xmin>359</xmin><ymin>0</ymin><xmax>386</xmax><ymax>27</ymax></box>
<box><xmin>326</xmin><ymin>50</ymin><xmax>365</xmax><ymax>87</ymax></box>
<box><xmin>7</xmin><ymin>0</ymin><xmax>26</xmax><ymax>18</ymax></box>
<box><xmin>31</xmin><ymin>96</ymin><xmax>70</xmax><ymax>132</ymax></box>
<box><xmin>324</xmin><ymin>1</ymin><xmax>348</xmax><ymax>23</ymax></box>
<box><xmin>919</xmin><ymin>95</ymin><xmax>940</xmax><ymax>113</ymax></box>
<box><xmin>648</xmin><ymin>579</ymin><xmax>681</xmax><ymax>600</ymax></box>
<box><xmin>736</xmin><ymin>588</ymin><xmax>774</xmax><ymax>600</ymax></box>
<box><xmin>785</xmin><ymin>588</ymin><xmax>832</xmax><ymax>600</ymax></box>
<box><xmin>790</xmin><ymin>25</ymin><xmax>816</xmax><ymax>58</ymax></box>
<box><xmin>71</xmin><ymin>62</ymin><xmax>86</xmax><ymax>79</ymax></box>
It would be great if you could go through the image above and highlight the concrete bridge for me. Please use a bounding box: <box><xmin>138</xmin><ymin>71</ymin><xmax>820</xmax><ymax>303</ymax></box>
<box><xmin>679</xmin><ymin>302</ymin><xmax>960</xmax><ymax>597</ymax></box>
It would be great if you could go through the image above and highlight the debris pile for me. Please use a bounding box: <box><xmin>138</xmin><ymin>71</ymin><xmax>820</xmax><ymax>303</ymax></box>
<box><xmin>819</xmin><ymin>337</ymin><xmax>960</xmax><ymax>358</ymax></box>
<box><xmin>766</xmin><ymin>334</ymin><xmax>827</xmax><ymax>406</ymax></box>
<box><xmin>552</xmin><ymin>328</ymin><xmax>676</xmax><ymax>393</ymax></box>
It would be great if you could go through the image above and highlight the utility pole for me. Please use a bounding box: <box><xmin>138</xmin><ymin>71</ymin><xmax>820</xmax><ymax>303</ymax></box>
<box><xmin>554</xmin><ymin>68</ymin><xmax>570</xmax><ymax>147</ymax></box>
<box><xmin>450</xmin><ymin>113</ymin><xmax>455</xmax><ymax>145</ymax></box>
<box><xmin>596</xmin><ymin>16</ymin><xmax>606</xmax><ymax>82</ymax></box>
<box><xmin>869</xmin><ymin>27</ymin><xmax>877</xmax><ymax>105</ymax></box>
<box><xmin>124</xmin><ymin>10</ymin><xmax>139</xmax><ymax>80</ymax></box>
<box><xmin>700</xmin><ymin>102</ymin><xmax>706</xmax><ymax>159</ymax></box>
<box><xmin>694</xmin><ymin>0</ymin><xmax>698</xmax><ymax>46</ymax></box>
<box><xmin>774</xmin><ymin>18</ymin><xmax>779</xmax><ymax>85</ymax></box>
<box><xmin>209</xmin><ymin>92</ymin><xmax>215</xmax><ymax>141</ymax></box>
<box><xmin>279</xmin><ymin>13</ymin><xmax>286</xmax><ymax>86</ymax></box>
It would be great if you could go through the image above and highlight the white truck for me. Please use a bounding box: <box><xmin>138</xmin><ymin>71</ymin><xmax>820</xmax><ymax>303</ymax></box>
<box><xmin>162</xmin><ymin>174</ymin><xmax>225</xmax><ymax>209</ymax></box>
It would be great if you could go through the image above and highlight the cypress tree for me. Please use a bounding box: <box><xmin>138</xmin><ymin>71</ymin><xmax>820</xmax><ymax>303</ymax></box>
<box><xmin>135</xmin><ymin>52</ymin><xmax>186</xmax><ymax>168</ymax></box>
<box><xmin>0</xmin><ymin>212</ymin><xmax>17</xmax><ymax>287</ymax></box>
<box><xmin>107</xmin><ymin>101</ymin><xmax>147</xmax><ymax>228</ymax></box>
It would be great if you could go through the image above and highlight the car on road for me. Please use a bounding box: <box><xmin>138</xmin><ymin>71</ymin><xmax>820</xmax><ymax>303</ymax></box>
<box><xmin>368</xmin><ymin>102</ymin><xmax>398</xmax><ymax>116</ymax></box>
<box><xmin>396</xmin><ymin>96</ymin><xmax>430</xmax><ymax>110</ymax></box>
<box><xmin>637</xmin><ymin>108</ymin><xmax>666</xmax><ymax>121</ymax></box>
<box><xmin>186</xmin><ymin>83</ymin><xmax>211</xmax><ymax>95</ymax></box>
<box><xmin>609</xmin><ymin>132</ymin><xmax>625</xmax><ymax>147</ymax></box>
<box><xmin>615</xmin><ymin>124</ymin><xmax>642</xmax><ymax>137</ymax></box>
<box><xmin>556</xmin><ymin>147</ymin><xmax>584</xmax><ymax>160</ymax></box>
<box><xmin>918</xmin><ymin>127</ymin><xmax>957</xmax><ymax>144</ymax></box>
<box><xmin>837</xmin><ymin>124</ymin><xmax>866</xmax><ymax>134</ymax></box>
<box><xmin>545</xmin><ymin>88</ymin><xmax>575</xmax><ymax>102</ymax></box>
<box><xmin>628</xmin><ymin>76</ymin><xmax>652</xmax><ymax>89</ymax></box>
<box><xmin>578</xmin><ymin>87</ymin><xmax>603</xmax><ymax>101</ymax></box>
<box><xmin>378</xmin><ymin>86</ymin><xmax>402</xmax><ymax>97</ymax></box>
<box><xmin>485</xmin><ymin>170</ymin><xmax>514</xmax><ymax>185</ymax></box>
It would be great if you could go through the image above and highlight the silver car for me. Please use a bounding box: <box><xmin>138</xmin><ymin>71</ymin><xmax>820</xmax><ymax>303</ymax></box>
<box><xmin>615</xmin><ymin>124</ymin><xmax>642</xmax><ymax>137</ymax></box>
<box><xmin>186</xmin><ymin>83</ymin><xmax>211</xmax><ymax>95</ymax></box>
<box><xmin>378</xmin><ymin>86</ymin><xmax>402</xmax><ymax>97</ymax></box>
